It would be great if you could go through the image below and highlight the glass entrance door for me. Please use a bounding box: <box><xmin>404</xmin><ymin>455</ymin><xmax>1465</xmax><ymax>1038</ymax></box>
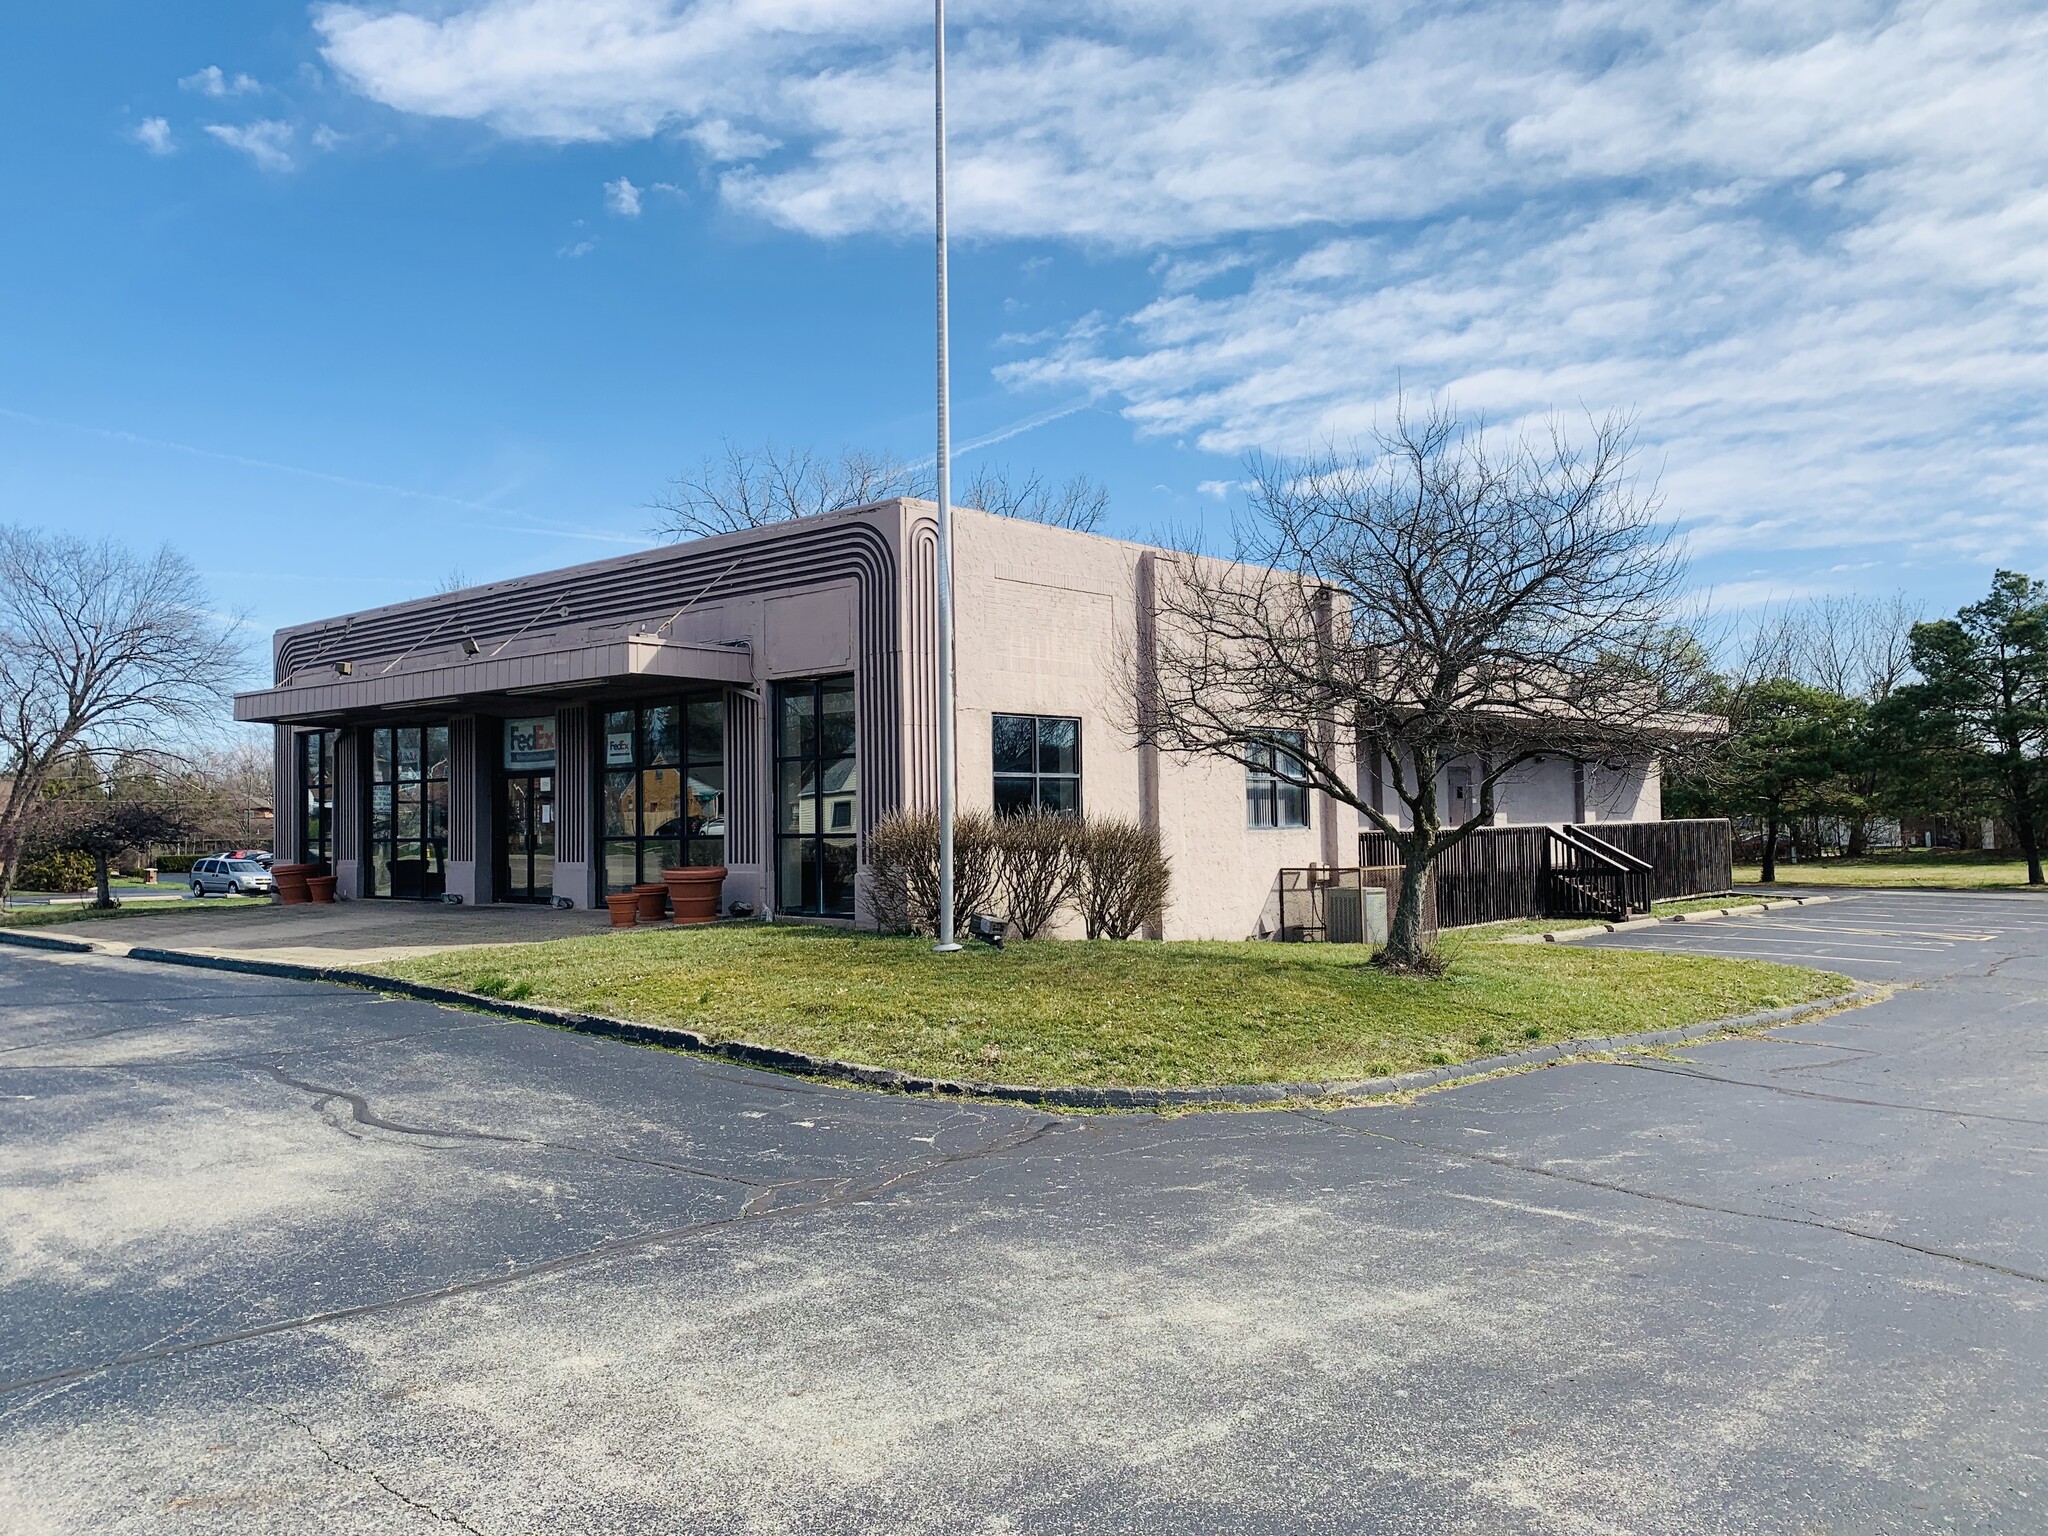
<box><xmin>501</xmin><ymin>773</ymin><xmax>555</xmax><ymax>902</ymax></box>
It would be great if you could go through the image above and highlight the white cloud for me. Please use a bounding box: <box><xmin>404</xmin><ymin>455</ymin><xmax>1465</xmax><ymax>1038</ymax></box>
<box><xmin>311</xmin><ymin>124</ymin><xmax>346</xmax><ymax>151</ymax></box>
<box><xmin>313</xmin><ymin>0</ymin><xmax>2048</xmax><ymax>568</ymax></box>
<box><xmin>204</xmin><ymin>120</ymin><xmax>296</xmax><ymax>172</ymax></box>
<box><xmin>559</xmin><ymin>238</ymin><xmax>596</xmax><ymax>258</ymax></box>
<box><xmin>603</xmin><ymin>175</ymin><xmax>642</xmax><ymax>216</ymax></box>
<box><xmin>133</xmin><ymin>117</ymin><xmax>174</xmax><ymax>155</ymax></box>
<box><xmin>180</xmin><ymin>64</ymin><xmax>261</xmax><ymax>98</ymax></box>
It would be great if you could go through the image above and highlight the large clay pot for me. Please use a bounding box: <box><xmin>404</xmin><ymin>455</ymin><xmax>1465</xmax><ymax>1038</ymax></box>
<box><xmin>603</xmin><ymin>892</ymin><xmax>641</xmax><ymax>928</ymax></box>
<box><xmin>660</xmin><ymin>866</ymin><xmax>727</xmax><ymax>926</ymax></box>
<box><xmin>306</xmin><ymin>875</ymin><xmax>338</xmax><ymax>904</ymax></box>
<box><xmin>631</xmin><ymin>883</ymin><xmax>669</xmax><ymax>923</ymax></box>
<box><xmin>273</xmin><ymin>862</ymin><xmax>315</xmax><ymax>905</ymax></box>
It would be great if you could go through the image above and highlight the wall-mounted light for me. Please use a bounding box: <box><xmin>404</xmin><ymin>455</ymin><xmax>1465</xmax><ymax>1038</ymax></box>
<box><xmin>461</xmin><ymin>637</ymin><xmax>481</xmax><ymax>656</ymax></box>
<box><xmin>334</xmin><ymin>661</ymin><xmax>353</xmax><ymax>676</ymax></box>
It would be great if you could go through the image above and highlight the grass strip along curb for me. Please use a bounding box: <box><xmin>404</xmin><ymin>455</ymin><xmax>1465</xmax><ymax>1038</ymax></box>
<box><xmin>1504</xmin><ymin>893</ymin><xmax>1836</xmax><ymax>944</ymax></box>
<box><xmin>0</xmin><ymin>928</ymin><xmax>1875</xmax><ymax>1111</ymax></box>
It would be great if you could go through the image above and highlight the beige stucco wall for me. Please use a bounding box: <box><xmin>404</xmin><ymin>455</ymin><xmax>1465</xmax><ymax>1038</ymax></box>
<box><xmin>946</xmin><ymin>509</ymin><xmax>1328</xmax><ymax>941</ymax></box>
<box><xmin>939</xmin><ymin>507</ymin><xmax>1667</xmax><ymax>937</ymax></box>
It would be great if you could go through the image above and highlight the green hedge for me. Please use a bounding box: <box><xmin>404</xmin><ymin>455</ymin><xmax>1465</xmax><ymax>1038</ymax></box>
<box><xmin>17</xmin><ymin>851</ymin><xmax>96</xmax><ymax>893</ymax></box>
<box><xmin>153</xmin><ymin>855</ymin><xmax>201</xmax><ymax>874</ymax></box>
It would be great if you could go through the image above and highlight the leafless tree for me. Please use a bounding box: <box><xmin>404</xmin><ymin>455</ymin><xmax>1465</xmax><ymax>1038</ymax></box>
<box><xmin>1138</xmin><ymin>403</ymin><xmax>1706</xmax><ymax>970</ymax></box>
<box><xmin>1725</xmin><ymin>592</ymin><xmax>1922</xmax><ymax>855</ymax></box>
<box><xmin>648</xmin><ymin>439</ymin><xmax>1112</xmax><ymax>541</ymax></box>
<box><xmin>161</xmin><ymin>741</ymin><xmax>276</xmax><ymax>848</ymax></box>
<box><xmin>957</xmin><ymin>464</ymin><xmax>1109</xmax><ymax>533</ymax></box>
<box><xmin>0</xmin><ymin>528</ymin><xmax>244</xmax><ymax>904</ymax></box>
<box><xmin>1734</xmin><ymin>593</ymin><xmax>1921</xmax><ymax>701</ymax></box>
<box><xmin>649</xmin><ymin>441</ymin><xmax>928</xmax><ymax>540</ymax></box>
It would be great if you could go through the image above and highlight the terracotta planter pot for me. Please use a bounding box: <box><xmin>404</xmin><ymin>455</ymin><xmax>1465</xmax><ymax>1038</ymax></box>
<box><xmin>660</xmin><ymin>865</ymin><xmax>727</xmax><ymax>926</ymax></box>
<box><xmin>273</xmin><ymin>862</ymin><xmax>315</xmax><ymax>905</ymax></box>
<box><xmin>604</xmin><ymin>892</ymin><xmax>641</xmax><ymax>927</ymax></box>
<box><xmin>306</xmin><ymin>875</ymin><xmax>338</xmax><ymax>904</ymax></box>
<box><xmin>631</xmin><ymin>882</ymin><xmax>669</xmax><ymax>922</ymax></box>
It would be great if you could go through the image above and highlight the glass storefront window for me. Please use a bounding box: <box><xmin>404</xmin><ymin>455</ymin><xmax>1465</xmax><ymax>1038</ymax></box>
<box><xmin>599</xmin><ymin>692</ymin><xmax>725</xmax><ymax>894</ymax></box>
<box><xmin>367</xmin><ymin>724</ymin><xmax>450</xmax><ymax>898</ymax></box>
<box><xmin>297</xmin><ymin>730</ymin><xmax>335</xmax><ymax>867</ymax></box>
<box><xmin>774</xmin><ymin>676</ymin><xmax>857</xmax><ymax>917</ymax></box>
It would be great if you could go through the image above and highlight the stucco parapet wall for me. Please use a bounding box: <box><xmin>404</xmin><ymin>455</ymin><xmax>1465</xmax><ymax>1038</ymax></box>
<box><xmin>234</xmin><ymin>632</ymin><xmax>753</xmax><ymax>724</ymax></box>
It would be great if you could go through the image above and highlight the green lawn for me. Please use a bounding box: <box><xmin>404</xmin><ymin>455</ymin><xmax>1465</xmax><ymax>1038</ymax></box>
<box><xmin>1737</xmin><ymin>850</ymin><xmax>2047</xmax><ymax>890</ymax></box>
<box><xmin>0</xmin><ymin>896</ymin><xmax>269</xmax><ymax>929</ymax></box>
<box><xmin>373</xmin><ymin>923</ymin><xmax>1849</xmax><ymax>1090</ymax></box>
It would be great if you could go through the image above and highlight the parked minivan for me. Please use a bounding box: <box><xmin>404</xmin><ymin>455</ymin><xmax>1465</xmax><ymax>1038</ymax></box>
<box><xmin>190</xmin><ymin>857</ymin><xmax>275</xmax><ymax>897</ymax></box>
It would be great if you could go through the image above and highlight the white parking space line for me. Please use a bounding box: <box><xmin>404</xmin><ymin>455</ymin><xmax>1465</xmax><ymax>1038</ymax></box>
<box><xmin>1668</xmin><ymin>933</ymin><xmax>1950</xmax><ymax>953</ymax></box>
<box><xmin>1623</xmin><ymin>945</ymin><xmax>1914</xmax><ymax>966</ymax></box>
<box><xmin>1749</xmin><ymin>922</ymin><xmax>1996</xmax><ymax>941</ymax></box>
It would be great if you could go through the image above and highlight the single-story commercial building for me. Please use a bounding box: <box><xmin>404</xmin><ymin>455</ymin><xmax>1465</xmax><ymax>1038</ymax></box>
<box><xmin>236</xmin><ymin>500</ymin><xmax>1668</xmax><ymax>939</ymax></box>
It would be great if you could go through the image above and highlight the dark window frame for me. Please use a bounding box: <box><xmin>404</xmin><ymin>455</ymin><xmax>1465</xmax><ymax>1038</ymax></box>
<box><xmin>599</xmin><ymin>691</ymin><xmax>727</xmax><ymax>897</ymax></box>
<box><xmin>297</xmin><ymin>729</ymin><xmax>335</xmax><ymax>868</ymax></box>
<box><xmin>365</xmin><ymin>723</ymin><xmax>452</xmax><ymax>899</ymax></box>
<box><xmin>991</xmin><ymin>713</ymin><xmax>1083</xmax><ymax>817</ymax></box>
<box><xmin>774</xmin><ymin>675</ymin><xmax>858</xmax><ymax>918</ymax></box>
<box><xmin>1246</xmin><ymin>730</ymin><xmax>1311</xmax><ymax>830</ymax></box>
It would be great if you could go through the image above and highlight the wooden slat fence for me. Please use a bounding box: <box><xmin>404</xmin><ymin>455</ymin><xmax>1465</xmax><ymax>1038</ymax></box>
<box><xmin>1357</xmin><ymin>818</ymin><xmax>1733</xmax><ymax>929</ymax></box>
<box><xmin>1569</xmin><ymin>819</ymin><xmax>1733</xmax><ymax>903</ymax></box>
<box><xmin>1360</xmin><ymin>825</ymin><xmax>1545</xmax><ymax>929</ymax></box>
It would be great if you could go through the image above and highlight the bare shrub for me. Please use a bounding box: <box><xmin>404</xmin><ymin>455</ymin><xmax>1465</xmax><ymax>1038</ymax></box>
<box><xmin>1074</xmin><ymin>817</ymin><xmax>1172</xmax><ymax>940</ymax></box>
<box><xmin>995</xmin><ymin>810</ymin><xmax>1082</xmax><ymax>938</ymax></box>
<box><xmin>864</xmin><ymin>808</ymin><xmax>1002</xmax><ymax>936</ymax></box>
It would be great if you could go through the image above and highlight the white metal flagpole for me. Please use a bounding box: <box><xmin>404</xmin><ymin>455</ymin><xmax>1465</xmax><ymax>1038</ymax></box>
<box><xmin>932</xmin><ymin>0</ymin><xmax>961</xmax><ymax>954</ymax></box>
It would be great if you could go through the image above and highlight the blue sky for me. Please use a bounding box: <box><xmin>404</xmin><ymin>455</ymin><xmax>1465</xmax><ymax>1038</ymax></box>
<box><xmin>4</xmin><ymin>1</ymin><xmax>2045</xmax><ymax>673</ymax></box>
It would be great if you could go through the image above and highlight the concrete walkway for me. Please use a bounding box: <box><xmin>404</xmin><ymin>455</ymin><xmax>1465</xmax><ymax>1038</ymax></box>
<box><xmin>8</xmin><ymin>900</ymin><xmax>613</xmax><ymax>967</ymax></box>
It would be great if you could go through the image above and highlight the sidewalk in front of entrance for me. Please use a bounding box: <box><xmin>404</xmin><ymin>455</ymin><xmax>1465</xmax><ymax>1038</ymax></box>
<box><xmin>8</xmin><ymin>901</ymin><xmax>613</xmax><ymax>968</ymax></box>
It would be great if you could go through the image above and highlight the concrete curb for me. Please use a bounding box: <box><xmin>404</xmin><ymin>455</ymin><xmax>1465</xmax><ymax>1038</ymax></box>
<box><xmin>0</xmin><ymin>929</ymin><xmax>97</xmax><ymax>955</ymax></box>
<box><xmin>0</xmin><ymin>926</ymin><xmax>1881</xmax><ymax>1112</ymax></box>
<box><xmin>1502</xmin><ymin>893</ymin><xmax>1835</xmax><ymax>945</ymax></box>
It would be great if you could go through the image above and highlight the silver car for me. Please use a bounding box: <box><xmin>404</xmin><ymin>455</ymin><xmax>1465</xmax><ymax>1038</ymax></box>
<box><xmin>190</xmin><ymin>857</ymin><xmax>275</xmax><ymax>897</ymax></box>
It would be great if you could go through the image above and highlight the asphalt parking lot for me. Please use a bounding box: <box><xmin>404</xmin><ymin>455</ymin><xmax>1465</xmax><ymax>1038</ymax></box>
<box><xmin>2</xmin><ymin>891</ymin><xmax>2044</xmax><ymax>1534</ymax></box>
<box><xmin>1582</xmin><ymin>887</ymin><xmax>2048</xmax><ymax>978</ymax></box>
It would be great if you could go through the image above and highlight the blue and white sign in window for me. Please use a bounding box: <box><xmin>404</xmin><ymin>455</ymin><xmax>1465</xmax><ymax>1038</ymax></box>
<box><xmin>504</xmin><ymin>716</ymin><xmax>557</xmax><ymax>772</ymax></box>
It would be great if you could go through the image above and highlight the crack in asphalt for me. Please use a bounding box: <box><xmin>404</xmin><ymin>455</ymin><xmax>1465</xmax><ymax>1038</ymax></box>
<box><xmin>1612</xmin><ymin>1058</ymin><xmax>2048</xmax><ymax>1128</ymax></box>
<box><xmin>1291</xmin><ymin>1110</ymin><xmax>2048</xmax><ymax>1287</ymax></box>
<box><xmin>281</xmin><ymin>1410</ymin><xmax>491</xmax><ymax>1535</ymax></box>
<box><xmin>0</xmin><ymin>1114</ymin><xmax>1068</xmax><ymax>1399</ymax></box>
<box><xmin>260</xmin><ymin>1064</ymin><xmax>954</xmax><ymax>1196</ymax></box>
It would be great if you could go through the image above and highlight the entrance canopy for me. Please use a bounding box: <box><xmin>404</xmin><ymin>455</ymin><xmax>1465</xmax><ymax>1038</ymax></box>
<box><xmin>234</xmin><ymin>631</ymin><xmax>753</xmax><ymax>726</ymax></box>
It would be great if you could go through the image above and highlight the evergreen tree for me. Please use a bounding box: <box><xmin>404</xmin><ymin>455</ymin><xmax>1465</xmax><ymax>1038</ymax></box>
<box><xmin>1891</xmin><ymin>571</ymin><xmax>2048</xmax><ymax>883</ymax></box>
